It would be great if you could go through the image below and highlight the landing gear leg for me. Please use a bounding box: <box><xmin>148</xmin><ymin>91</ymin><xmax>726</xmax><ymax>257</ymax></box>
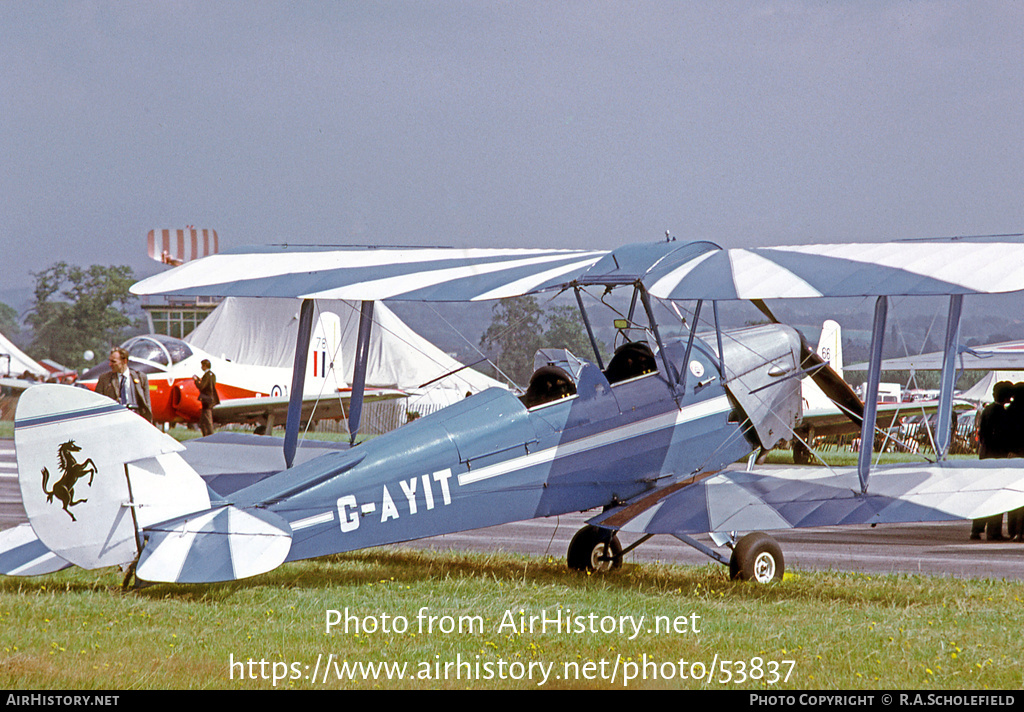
<box><xmin>567</xmin><ymin>525</ymin><xmax>623</xmax><ymax>573</ymax></box>
<box><xmin>254</xmin><ymin>413</ymin><xmax>274</xmax><ymax>436</ymax></box>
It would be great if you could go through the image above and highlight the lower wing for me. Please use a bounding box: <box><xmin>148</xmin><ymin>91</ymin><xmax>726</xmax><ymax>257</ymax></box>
<box><xmin>590</xmin><ymin>461</ymin><xmax>1024</xmax><ymax>536</ymax></box>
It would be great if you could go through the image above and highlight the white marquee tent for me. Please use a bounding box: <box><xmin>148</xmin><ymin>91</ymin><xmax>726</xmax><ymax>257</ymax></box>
<box><xmin>184</xmin><ymin>297</ymin><xmax>504</xmax><ymax>411</ymax></box>
<box><xmin>0</xmin><ymin>330</ymin><xmax>46</xmax><ymax>379</ymax></box>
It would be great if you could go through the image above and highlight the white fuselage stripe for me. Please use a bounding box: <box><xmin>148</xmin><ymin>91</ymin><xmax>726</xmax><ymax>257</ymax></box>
<box><xmin>291</xmin><ymin>511</ymin><xmax>335</xmax><ymax>530</ymax></box>
<box><xmin>457</xmin><ymin>395</ymin><xmax>731</xmax><ymax>486</ymax></box>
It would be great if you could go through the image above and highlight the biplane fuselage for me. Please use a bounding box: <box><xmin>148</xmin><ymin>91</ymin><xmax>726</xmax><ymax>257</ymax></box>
<box><xmin>8</xmin><ymin>237</ymin><xmax>1024</xmax><ymax>586</ymax></box>
<box><xmin>237</xmin><ymin>336</ymin><xmax>754</xmax><ymax>562</ymax></box>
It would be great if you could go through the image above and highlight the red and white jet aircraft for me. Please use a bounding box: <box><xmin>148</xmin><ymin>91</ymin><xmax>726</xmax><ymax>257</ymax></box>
<box><xmin>79</xmin><ymin>311</ymin><xmax>403</xmax><ymax>430</ymax></box>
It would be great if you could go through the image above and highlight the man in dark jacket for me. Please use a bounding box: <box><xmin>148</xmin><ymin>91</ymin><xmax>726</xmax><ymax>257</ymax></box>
<box><xmin>95</xmin><ymin>347</ymin><xmax>153</xmax><ymax>423</ymax></box>
<box><xmin>972</xmin><ymin>381</ymin><xmax>1013</xmax><ymax>539</ymax></box>
<box><xmin>193</xmin><ymin>359</ymin><xmax>220</xmax><ymax>436</ymax></box>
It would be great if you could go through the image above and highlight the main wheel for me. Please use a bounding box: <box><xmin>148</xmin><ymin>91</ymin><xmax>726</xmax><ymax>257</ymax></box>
<box><xmin>729</xmin><ymin>532</ymin><xmax>784</xmax><ymax>583</ymax></box>
<box><xmin>567</xmin><ymin>525</ymin><xmax>623</xmax><ymax>573</ymax></box>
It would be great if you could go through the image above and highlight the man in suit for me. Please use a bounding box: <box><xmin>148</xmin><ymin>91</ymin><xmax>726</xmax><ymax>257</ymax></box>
<box><xmin>95</xmin><ymin>347</ymin><xmax>153</xmax><ymax>423</ymax></box>
<box><xmin>192</xmin><ymin>359</ymin><xmax>219</xmax><ymax>436</ymax></box>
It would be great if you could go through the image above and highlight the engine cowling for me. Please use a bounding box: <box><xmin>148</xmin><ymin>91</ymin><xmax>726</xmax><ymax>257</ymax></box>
<box><xmin>719</xmin><ymin>324</ymin><xmax>804</xmax><ymax>450</ymax></box>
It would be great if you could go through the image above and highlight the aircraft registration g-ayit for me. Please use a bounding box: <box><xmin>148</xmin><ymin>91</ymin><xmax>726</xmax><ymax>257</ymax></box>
<box><xmin>5</xmin><ymin>238</ymin><xmax>1024</xmax><ymax>586</ymax></box>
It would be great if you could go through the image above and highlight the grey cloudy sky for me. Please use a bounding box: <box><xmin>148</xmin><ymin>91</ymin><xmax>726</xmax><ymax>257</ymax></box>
<box><xmin>2</xmin><ymin>1</ymin><xmax>1023</xmax><ymax>292</ymax></box>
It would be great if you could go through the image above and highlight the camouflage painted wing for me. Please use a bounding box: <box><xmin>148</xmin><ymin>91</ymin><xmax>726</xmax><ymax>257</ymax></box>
<box><xmin>589</xmin><ymin>460</ymin><xmax>1024</xmax><ymax>535</ymax></box>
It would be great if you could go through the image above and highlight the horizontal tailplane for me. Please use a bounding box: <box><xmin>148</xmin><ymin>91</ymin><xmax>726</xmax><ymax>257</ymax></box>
<box><xmin>136</xmin><ymin>505</ymin><xmax>292</xmax><ymax>583</ymax></box>
<box><xmin>0</xmin><ymin>524</ymin><xmax>72</xmax><ymax>576</ymax></box>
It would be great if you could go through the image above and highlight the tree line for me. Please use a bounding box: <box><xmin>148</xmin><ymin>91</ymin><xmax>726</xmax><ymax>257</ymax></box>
<box><xmin>478</xmin><ymin>296</ymin><xmax>601</xmax><ymax>387</ymax></box>
<box><xmin>4</xmin><ymin>262</ymin><xmax>141</xmax><ymax>372</ymax></box>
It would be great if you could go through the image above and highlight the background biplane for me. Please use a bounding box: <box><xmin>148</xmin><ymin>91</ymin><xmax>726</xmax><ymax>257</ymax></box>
<box><xmin>846</xmin><ymin>336</ymin><xmax>1024</xmax><ymax>404</ymax></box>
<box><xmin>4</xmin><ymin>237</ymin><xmax>1024</xmax><ymax>585</ymax></box>
<box><xmin>791</xmin><ymin>319</ymin><xmax>959</xmax><ymax>462</ymax></box>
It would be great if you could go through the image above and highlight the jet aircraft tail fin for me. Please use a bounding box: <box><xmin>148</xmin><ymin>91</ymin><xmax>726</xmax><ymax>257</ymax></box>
<box><xmin>304</xmin><ymin>310</ymin><xmax>348</xmax><ymax>395</ymax></box>
<box><xmin>13</xmin><ymin>384</ymin><xmax>212</xmax><ymax>571</ymax></box>
<box><xmin>816</xmin><ymin>319</ymin><xmax>843</xmax><ymax>378</ymax></box>
<box><xmin>802</xmin><ymin>319</ymin><xmax>850</xmax><ymax>414</ymax></box>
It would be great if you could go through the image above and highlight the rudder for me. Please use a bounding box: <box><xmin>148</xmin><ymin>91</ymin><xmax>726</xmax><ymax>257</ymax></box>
<box><xmin>14</xmin><ymin>385</ymin><xmax>211</xmax><ymax>570</ymax></box>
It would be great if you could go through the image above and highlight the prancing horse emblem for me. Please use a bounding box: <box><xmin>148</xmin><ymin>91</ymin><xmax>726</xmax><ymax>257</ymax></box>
<box><xmin>41</xmin><ymin>439</ymin><xmax>98</xmax><ymax>522</ymax></box>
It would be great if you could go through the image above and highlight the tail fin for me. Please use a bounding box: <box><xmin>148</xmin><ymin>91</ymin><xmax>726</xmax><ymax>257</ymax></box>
<box><xmin>816</xmin><ymin>319</ymin><xmax>843</xmax><ymax>378</ymax></box>
<box><xmin>801</xmin><ymin>320</ymin><xmax>845</xmax><ymax>413</ymax></box>
<box><xmin>304</xmin><ymin>311</ymin><xmax>348</xmax><ymax>395</ymax></box>
<box><xmin>14</xmin><ymin>384</ymin><xmax>212</xmax><ymax>570</ymax></box>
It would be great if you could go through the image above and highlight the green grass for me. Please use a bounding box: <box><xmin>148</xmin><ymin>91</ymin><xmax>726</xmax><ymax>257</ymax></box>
<box><xmin>1</xmin><ymin>549</ymin><xmax>1022</xmax><ymax>690</ymax></box>
<box><xmin>2</xmin><ymin>413</ymin><xmax>1012</xmax><ymax>689</ymax></box>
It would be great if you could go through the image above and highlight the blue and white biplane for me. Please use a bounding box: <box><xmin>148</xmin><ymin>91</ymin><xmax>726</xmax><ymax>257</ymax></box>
<box><xmin>4</xmin><ymin>237</ymin><xmax>1024</xmax><ymax>585</ymax></box>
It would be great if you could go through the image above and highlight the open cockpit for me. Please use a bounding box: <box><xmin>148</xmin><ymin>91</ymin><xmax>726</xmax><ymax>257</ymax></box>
<box><xmin>520</xmin><ymin>365</ymin><xmax>577</xmax><ymax>409</ymax></box>
<box><xmin>602</xmin><ymin>341</ymin><xmax>657</xmax><ymax>385</ymax></box>
<box><xmin>519</xmin><ymin>341</ymin><xmax>661</xmax><ymax>410</ymax></box>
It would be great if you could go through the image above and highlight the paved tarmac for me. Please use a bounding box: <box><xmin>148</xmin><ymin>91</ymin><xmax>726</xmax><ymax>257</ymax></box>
<box><xmin>399</xmin><ymin>513</ymin><xmax>1024</xmax><ymax>581</ymax></box>
<box><xmin>3</xmin><ymin>438</ymin><xmax>1022</xmax><ymax>581</ymax></box>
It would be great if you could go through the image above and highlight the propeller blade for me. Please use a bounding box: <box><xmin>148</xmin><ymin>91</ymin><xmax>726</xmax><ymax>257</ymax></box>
<box><xmin>751</xmin><ymin>299</ymin><xmax>778</xmax><ymax>324</ymax></box>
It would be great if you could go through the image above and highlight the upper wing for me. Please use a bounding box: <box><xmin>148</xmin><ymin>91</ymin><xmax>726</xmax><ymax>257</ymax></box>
<box><xmin>130</xmin><ymin>240</ymin><xmax>1024</xmax><ymax>302</ymax></box>
<box><xmin>590</xmin><ymin>460</ymin><xmax>1024</xmax><ymax>536</ymax></box>
<box><xmin>643</xmin><ymin>242</ymin><xmax>1024</xmax><ymax>300</ymax></box>
<box><xmin>131</xmin><ymin>246</ymin><xmax>608</xmax><ymax>302</ymax></box>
